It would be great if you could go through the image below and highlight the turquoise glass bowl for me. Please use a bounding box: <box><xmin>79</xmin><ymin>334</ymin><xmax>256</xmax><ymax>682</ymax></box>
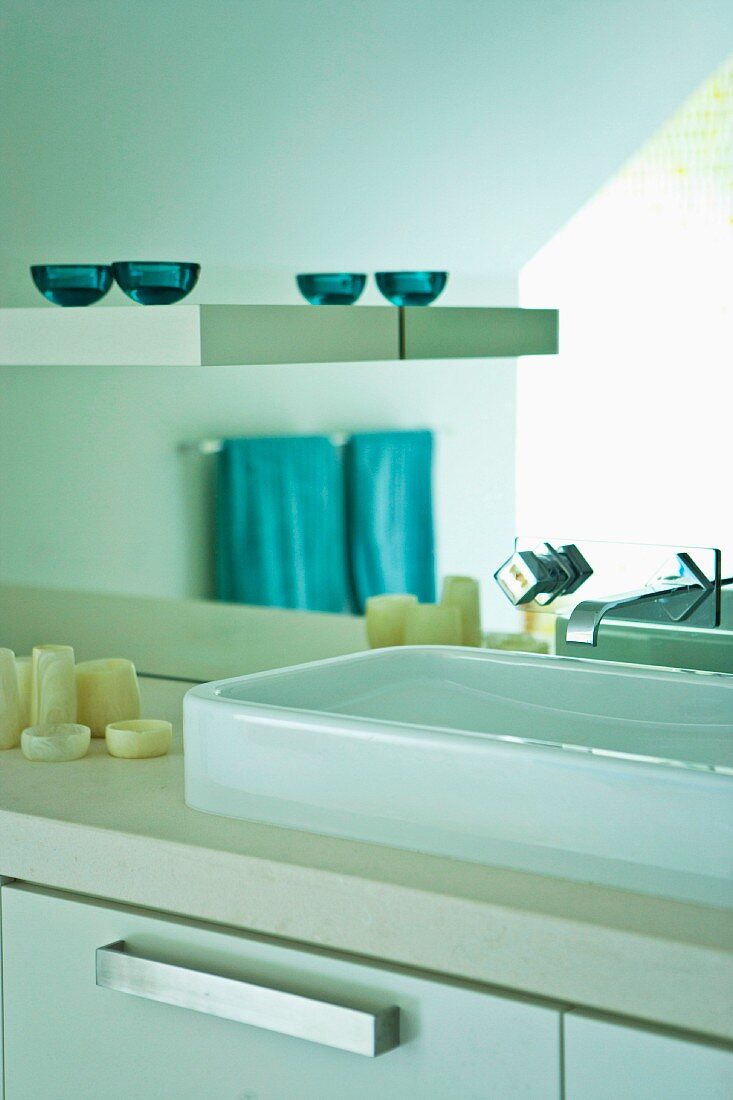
<box><xmin>296</xmin><ymin>273</ymin><xmax>366</xmax><ymax>305</ymax></box>
<box><xmin>112</xmin><ymin>262</ymin><xmax>200</xmax><ymax>305</ymax></box>
<box><xmin>30</xmin><ymin>264</ymin><xmax>113</xmax><ymax>307</ymax></box>
<box><xmin>375</xmin><ymin>271</ymin><xmax>447</xmax><ymax>306</ymax></box>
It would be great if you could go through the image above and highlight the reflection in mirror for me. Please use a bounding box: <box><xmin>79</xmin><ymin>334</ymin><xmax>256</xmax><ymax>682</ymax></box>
<box><xmin>0</xmin><ymin>356</ymin><xmax>519</xmax><ymax>633</ymax></box>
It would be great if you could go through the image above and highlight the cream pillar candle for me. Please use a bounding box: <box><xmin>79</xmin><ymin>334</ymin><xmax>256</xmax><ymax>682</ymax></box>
<box><xmin>403</xmin><ymin>603</ymin><xmax>462</xmax><ymax>646</ymax></box>
<box><xmin>106</xmin><ymin>719</ymin><xmax>172</xmax><ymax>759</ymax></box>
<box><xmin>365</xmin><ymin>594</ymin><xmax>418</xmax><ymax>648</ymax></box>
<box><xmin>441</xmin><ymin>575</ymin><xmax>482</xmax><ymax>647</ymax></box>
<box><xmin>15</xmin><ymin>656</ymin><xmax>32</xmax><ymax>730</ymax></box>
<box><xmin>0</xmin><ymin>648</ymin><xmax>23</xmax><ymax>750</ymax></box>
<box><xmin>76</xmin><ymin>658</ymin><xmax>141</xmax><ymax>738</ymax></box>
<box><xmin>31</xmin><ymin>645</ymin><xmax>76</xmax><ymax>727</ymax></box>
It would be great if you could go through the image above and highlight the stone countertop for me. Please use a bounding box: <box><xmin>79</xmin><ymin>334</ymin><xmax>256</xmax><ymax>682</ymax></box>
<box><xmin>1</xmin><ymin>676</ymin><xmax>731</xmax><ymax>1041</ymax></box>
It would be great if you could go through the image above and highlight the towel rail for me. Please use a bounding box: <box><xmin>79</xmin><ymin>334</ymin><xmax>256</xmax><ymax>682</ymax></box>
<box><xmin>179</xmin><ymin>434</ymin><xmax>347</xmax><ymax>454</ymax></box>
<box><xmin>178</xmin><ymin>429</ymin><xmax>448</xmax><ymax>455</ymax></box>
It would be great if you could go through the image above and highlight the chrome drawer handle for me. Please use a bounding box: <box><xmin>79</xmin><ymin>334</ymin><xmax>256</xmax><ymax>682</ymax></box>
<box><xmin>96</xmin><ymin>941</ymin><xmax>400</xmax><ymax>1057</ymax></box>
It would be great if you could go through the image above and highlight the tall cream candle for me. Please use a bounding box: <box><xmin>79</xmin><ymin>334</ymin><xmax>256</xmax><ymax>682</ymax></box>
<box><xmin>403</xmin><ymin>603</ymin><xmax>462</xmax><ymax>646</ymax></box>
<box><xmin>31</xmin><ymin>645</ymin><xmax>76</xmax><ymax>727</ymax></box>
<box><xmin>76</xmin><ymin>658</ymin><xmax>141</xmax><ymax>738</ymax></box>
<box><xmin>0</xmin><ymin>648</ymin><xmax>23</xmax><ymax>750</ymax></box>
<box><xmin>15</xmin><ymin>656</ymin><xmax>32</xmax><ymax>730</ymax></box>
<box><xmin>441</xmin><ymin>575</ymin><xmax>482</xmax><ymax>647</ymax></box>
<box><xmin>365</xmin><ymin>594</ymin><xmax>418</xmax><ymax>648</ymax></box>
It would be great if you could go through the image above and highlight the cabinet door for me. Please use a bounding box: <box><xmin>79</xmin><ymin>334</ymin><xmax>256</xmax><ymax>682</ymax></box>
<box><xmin>2</xmin><ymin>884</ymin><xmax>561</xmax><ymax>1100</ymax></box>
<box><xmin>565</xmin><ymin>1012</ymin><xmax>733</xmax><ymax>1100</ymax></box>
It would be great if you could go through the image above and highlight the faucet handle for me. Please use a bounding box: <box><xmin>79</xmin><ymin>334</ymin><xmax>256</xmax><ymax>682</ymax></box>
<box><xmin>649</xmin><ymin>552</ymin><xmax>716</xmax><ymax>623</ymax></box>
<box><xmin>494</xmin><ymin>542</ymin><xmax>593</xmax><ymax>607</ymax></box>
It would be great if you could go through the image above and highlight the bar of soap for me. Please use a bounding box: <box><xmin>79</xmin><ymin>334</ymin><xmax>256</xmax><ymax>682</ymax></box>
<box><xmin>21</xmin><ymin>723</ymin><xmax>91</xmax><ymax>762</ymax></box>
<box><xmin>105</xmin><ymin>719</ymin><xmax>172</xmax><ymax>759</ymax></box>
<box><xmin>76</xmin><ymin>658</ymin><xmax>141</xmax><ymax>738</ymax></box>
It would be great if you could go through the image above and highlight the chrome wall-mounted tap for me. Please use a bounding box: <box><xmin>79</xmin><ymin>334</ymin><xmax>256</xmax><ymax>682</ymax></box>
<box><xmin>494</xmin><ymin>539</ymin><xmax>723</xmax><ymax>648</ymax></box>
<box><xmin>564</xmin><ymin>552</ymin><xmax>718</xmax><ymax>646</ymax></box>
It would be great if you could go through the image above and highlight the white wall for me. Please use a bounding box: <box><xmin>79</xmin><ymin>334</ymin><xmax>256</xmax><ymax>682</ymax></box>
<box><xmin>517</xmin><ymin>52</ymin><xmax>733</xmax><ymax>576</ymax></box>
<box><xmin>2</xmin><ymin>1</ymin><xmax>731</xmax><ymax>629</ymax></box>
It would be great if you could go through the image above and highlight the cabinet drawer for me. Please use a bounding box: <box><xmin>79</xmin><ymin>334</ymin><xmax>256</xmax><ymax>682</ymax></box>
<box><xmin>2</xmin><ymin>884</ymin><xmax>560</xmax><ymax>1100</ymax></box>
<box><xmin>565</xmin><ymin>1012</ymin><xmax>733</xmax><ymax>1100</ymax></box>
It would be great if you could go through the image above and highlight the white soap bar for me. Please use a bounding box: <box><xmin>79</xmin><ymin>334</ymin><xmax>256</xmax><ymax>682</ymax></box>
<box><xmin>106</xmin><ymin>719</ymin><xmax>172</xmax><ymax>759</ymax></box>
<box><xmin>76</xmin><ymin>658</ymin><xmax>141</xmax><ymax>738</ymax></box>
<box><xmin>15</xmin><ymin>656</ymin><xmax>32</xmax><ymax>730</ymax></box>
<box><xmin>0</xmin><ymin>648</ymin><xmax>22</xmax><ymax>750</ymax></box>
<box><xmin>365</xmin><ymin>594</ymin><xmax>418</xmax><ymax>647</ymax></box>
<box><xmin>21</xmin><ymin>723</ymin><xmax>91</xmax><ymax>762</ymax></box>
<box><xmin>31</xmin><ymin>645</ymin><xmax>76</xmax><ymax>726</ymax></box>
<box><xmin>403</xmin><ymin>603</ymin><xmax>462</xmax><ymax>646</ymax></box>
<box><xmin>441</xmin><ymin>575</ymin><xmax>482</xmax><ymax>647</ymax></box>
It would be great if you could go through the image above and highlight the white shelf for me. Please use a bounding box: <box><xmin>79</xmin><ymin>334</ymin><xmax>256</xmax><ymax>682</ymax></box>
<box><xmin>0</xmin><ymin>304</ymin><xmax>558</xmax><ymax>367</ymax></box>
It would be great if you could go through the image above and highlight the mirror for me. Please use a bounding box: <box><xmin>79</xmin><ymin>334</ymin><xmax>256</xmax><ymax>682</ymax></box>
<box><xmin>1</xmin><ymin>7</ymin><xmax>731</xmax><ymax>646</ymax></box>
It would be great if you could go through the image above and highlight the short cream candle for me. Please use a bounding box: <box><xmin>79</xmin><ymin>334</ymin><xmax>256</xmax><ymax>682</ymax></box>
<box><xmin>441</xmin><ymin>575</ymin><xmax>482</xmax><ymax>647</ymax></box>
<box><xmin>0</xmin><ymin>648</ymin><xmax>22</xmax><ymax>750</ymax></box>
<box><xmin>76</xmin><ymin>658</ymin><xmax>141</xmax><ymax>738</ymax></box>
<box><xmin>21</xmin><ymin>723</ymin><xmax>91</xmax><ymax>762</ymax></box>
<box><xmin>403</xmin><ymin>603</ymin><xmax>462</xmax><ymax>646</ymax></box>
<box><xmin>31</xmin><ymin>645</ymin><xmax>76</xmax><ymax>727</ymax></box>
<box><xmin>15</xmin><ymin>656</ymin><xmax>32</xmax><ymax>730</ymax></box>
<box><xmin>106</xmin><ymin>719</ymin><xmax>172</xmax><ymax>759</ymax></box>
<box><xmin>365</xmin><ymin>594</ymin><xmax>418</xmax><ymax>648</ymax></box>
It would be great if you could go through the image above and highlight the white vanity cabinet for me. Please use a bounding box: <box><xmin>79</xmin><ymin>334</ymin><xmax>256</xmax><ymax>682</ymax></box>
<box><xmin>564</xmin><ymin>1012</ymin><xmax>733</xmax><ymax>1100</ymax></box>
<box><xmin>0</xmin><ymin>883</ymin><xmax>561</xmax><ymax>1100</ymax></box>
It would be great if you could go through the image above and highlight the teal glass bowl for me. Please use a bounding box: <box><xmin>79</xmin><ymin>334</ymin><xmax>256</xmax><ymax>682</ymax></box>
<box><xmin>296</xmin><ymin>273</ymin><xmax>366</xmax><ymax>305</ymax></box>
<box><xmin>375</xmin><ymin>271</ymin><xmax>447</xmax><ymax>306</ymax></box>
<box><xmin>112</xmin><ymin>261</ymin><xmax>200</xmax><ymax>305</ymax></box>
<box><xmin>30</xmin><ymin>264</ymin><xmax>113</xmax><ymax>307</ymax></box>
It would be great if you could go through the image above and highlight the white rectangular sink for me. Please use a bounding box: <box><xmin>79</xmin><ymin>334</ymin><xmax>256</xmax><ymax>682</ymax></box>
<box><xmin>183</xmin><ymin>648</ymin><xmax>733</xmax><ymax>907</ymax></box>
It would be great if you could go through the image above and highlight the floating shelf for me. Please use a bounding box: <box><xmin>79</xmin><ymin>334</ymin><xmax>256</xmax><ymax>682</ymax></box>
<box><xmin>0</xmin><ymin>304</ymin><xmax>558</xmax><ymax>367</ymax></box>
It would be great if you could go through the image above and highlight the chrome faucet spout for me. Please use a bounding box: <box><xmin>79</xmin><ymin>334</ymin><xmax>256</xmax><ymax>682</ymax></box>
<box><xmin>565</xmin><ymin>587</ymin><xmax>672</xmax><ymax>646</ymax></box>
<box><xmin>565</xmin><ymin>565</ymin><xmax>716</xmax><ymax>646</ymax></box>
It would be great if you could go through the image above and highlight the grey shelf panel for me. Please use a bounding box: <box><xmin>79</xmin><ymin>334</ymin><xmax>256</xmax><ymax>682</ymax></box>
<box><xmin>403</xmin><ymin>307</ymin><xmax>558</xmax><ymax>360</ymax></box>
<box><xmin>200</xmin><ymin>304</ymin><xmax>399</xmax><ymax>365</ymax></box>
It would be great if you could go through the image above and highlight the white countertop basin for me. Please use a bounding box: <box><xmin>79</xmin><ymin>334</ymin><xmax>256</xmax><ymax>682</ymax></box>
<box><xmin>184</xmin><ymin>647</ymin><xmax>733</xmax><ymax>908</ymax></box>
<box><xmin>2</xmin><ymin>675</ymin><xmax>731</xmax><ymax>1040</ymax></box>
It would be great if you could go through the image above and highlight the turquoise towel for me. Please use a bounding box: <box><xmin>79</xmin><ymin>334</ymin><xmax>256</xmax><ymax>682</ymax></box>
<box><xmin>346</xmin><ymin>430</ymin><xmax>436</xmax><ymax>612</ymax></box>
<box><xmin>215</xmin><ymin>435</ymin><xmax>349</xmax><ymax>612</ymax></box>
